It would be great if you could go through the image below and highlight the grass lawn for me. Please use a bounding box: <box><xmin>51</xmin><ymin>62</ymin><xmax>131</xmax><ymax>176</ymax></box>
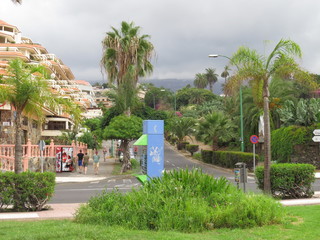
<box><xmin>1</xmin><ymin>205</ymin><xmax>320</xmax><ymax>240</ymax></box>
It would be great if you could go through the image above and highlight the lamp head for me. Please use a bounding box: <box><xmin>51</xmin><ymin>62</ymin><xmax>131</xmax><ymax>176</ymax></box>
<box><xmin>208</xmin><ymin>54</ymin><xmax>219</xmax><ymax>58</ymax></box>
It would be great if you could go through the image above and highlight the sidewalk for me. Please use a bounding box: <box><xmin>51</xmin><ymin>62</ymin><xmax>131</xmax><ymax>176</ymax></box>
<box><xmin>55</xmin><ymin>156</ymin><xmax>116</xmax><ymax>183</ymax></box>
<box><xmin>1</xmin><ymin>155</ymin><xmax>320</xmax><ymax>221</ymax></box>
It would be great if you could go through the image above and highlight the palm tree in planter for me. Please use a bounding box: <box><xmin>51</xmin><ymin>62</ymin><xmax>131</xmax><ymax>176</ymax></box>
<box><xmin>0</xmin><ymin>59</ymin><xmax>59</xmax><ymax>173</ymax></box>
<box><xmin>226</xmin><ymin>39</ymin><xmax>315</xmax><ymax>194</ymax></box>
<box><xmin>196</xmin><ymin>111</ymin><xmax>237</xmax><ymax>151</ymax></box>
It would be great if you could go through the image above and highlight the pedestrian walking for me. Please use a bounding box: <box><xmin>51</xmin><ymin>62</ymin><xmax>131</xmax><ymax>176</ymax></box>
<box><xmin>83</xmin><ymin>152</ymin><xmax>90</xmax><ymax>174</ymax></box>
<box><xmin>93</xmin><ymin>151</ymin><xmax>100</xmax><ymax>175</ymax></box>
<box><xmin>77</xmin><ymin>150</ymin><xmax>84</xmax><ymax>174</ymax></box>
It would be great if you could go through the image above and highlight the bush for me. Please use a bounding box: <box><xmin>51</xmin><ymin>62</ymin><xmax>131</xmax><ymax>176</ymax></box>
<box><xmin>212</xmin><ymin>151</ymin><xmax>259</xmax><ymax>169</ymax></box>
<box><xmin>177</xmin><ymin>141</ymin><xmax>189</xmax><ymax>150</ymax></box>
<box><xmin>186</xmin><ymin>144</ymin><xmax>199</xmax><ymax>156</ymax></box>
<box><xmin>255</xmin><ymin>163</ymin><xmax>315</xmax><ymax>199</ymax></box>
<box><xmin>201</xmin><ymin>150</ymin><xmax>213</xmax><ymax>163</ymax></box>
<box><xmin>0</xmin><ymin>171</ymin><xmax>55</xmax><ymax>211</ymax></box>
<box><xmin>75</xmin><ymin>168</ymin><xmax>286</xmax><ymax>232</ymax></box>
<box><xmin>192</xmin><ymin>152</ymin><xmax>201</xmax><ymax>161</ymax></box>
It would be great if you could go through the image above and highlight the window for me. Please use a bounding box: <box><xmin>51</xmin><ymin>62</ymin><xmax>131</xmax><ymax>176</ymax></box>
<box><xmin>47</xmin><ymin>121</ymin><xmax>66</xmax><ymax>130</ymax></box>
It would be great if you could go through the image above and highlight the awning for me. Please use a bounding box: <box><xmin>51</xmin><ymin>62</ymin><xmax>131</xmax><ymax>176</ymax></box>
<box><xmin>133</xmin><ymin>134</ymin><xmax>148</xmax><ymax>146</ymax></box>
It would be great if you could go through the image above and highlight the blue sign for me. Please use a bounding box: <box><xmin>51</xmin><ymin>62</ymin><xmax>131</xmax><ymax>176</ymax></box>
<box><xmin>143</xmin><ymin>120</ymin><xmax>164</xmax><ymax>178</ymax></box>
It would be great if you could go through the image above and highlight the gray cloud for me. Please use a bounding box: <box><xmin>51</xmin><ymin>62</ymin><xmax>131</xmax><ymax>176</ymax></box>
<box><xmin>1</xmin><ymin>0</ymin><xmax>320</xmax><ymax>83</ymax></box>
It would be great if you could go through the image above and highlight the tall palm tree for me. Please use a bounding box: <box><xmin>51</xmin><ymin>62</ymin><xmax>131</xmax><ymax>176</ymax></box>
<box><xmin>196</xmin><ymin>111</ymin><xmax>236</xmax><ymax>151</ymax></box>
<box><xmin>221</xmin><ymin>65</ymin><xmax>231</xmax><ymax>84</ymax></box>
<box><xmin>205</xmin><ymin>68</ymin><xmax>218</xmax><ymax>92</ymax></box>
<box><xmin>101</xmin><ymin>21</ymin><xmax>154</xmax><ymax>113</ymax></box>
<box><xmin>193</xmin><ymin>73</ymin><xmax>207</xmax><ymax>89</ymax></box>
<box><xmin>227</xmin><ymin>39</ymin><xmax>313</xmax><ymax>194</ymax></box>
<box><xmin>0</xmin><ymin>59</ymin><xmax>59</xmax><ymax>173</ymax></box>
<box><xmin>101</xmin><ymin>21</ymin><xmax>154</xmax><ymax>171</ymax></box>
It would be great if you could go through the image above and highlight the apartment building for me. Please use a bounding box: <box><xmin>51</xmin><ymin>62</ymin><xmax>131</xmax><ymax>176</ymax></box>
<box><xmin>0</xmin><ymin>19</ymin><xmax>98</xmax><ymax>143</ymax></box>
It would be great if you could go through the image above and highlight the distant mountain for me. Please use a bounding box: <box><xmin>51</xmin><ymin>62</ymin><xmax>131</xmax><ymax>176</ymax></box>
<box><xmin>141</xmin><ymin>78</ymin><xmax>223</xmax><ymax>95</ymax></box>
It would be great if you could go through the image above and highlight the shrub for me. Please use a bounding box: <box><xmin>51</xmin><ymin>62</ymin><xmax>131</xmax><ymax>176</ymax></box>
<box><xmin>201</xmin><ymin>150</ymin><xmax>213</xmax><ymax>163</ymax></box>
<box><xmin>75</xmin><ymin>168</ymin><xmax>286</xmax><ymax>232</ymax></box>
<box><xmin>0</xmin><ymin>171</ymin><xmax>55</xmax><ymax>211</ymax></box>
<box><xmin>271</xmin><ymin>125</ymin><xmax>311</xmax><ymax>163</ymax></box>
<box><xmin>192</xmin><ymin>152</ymin><xmax>201</xmax><ymax>160</ymax></box>
<box><xmin>186</xmin><ymin>144</ymin><xmax>199</xmax><ymax>156</ymax></box>
<box><xmin>255</xmin><ymin>163</ymin><xmax>315</xmax><ymax>199</ymax></box>
<box><xmin>212</xmin><ymin>151</ymin><xmax>258</xmax><ymax>169</ymax></box>
<box><xmin>177</xmin><ymin>141</ymin><xmax>189</xmax><ymax>150</ymax></box>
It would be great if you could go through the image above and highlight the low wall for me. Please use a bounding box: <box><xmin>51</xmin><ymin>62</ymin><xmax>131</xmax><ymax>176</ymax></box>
<box><xmin>28</xmin><ymin>157</ymin><xmax>56</xmax><ymax>172</ymax></box>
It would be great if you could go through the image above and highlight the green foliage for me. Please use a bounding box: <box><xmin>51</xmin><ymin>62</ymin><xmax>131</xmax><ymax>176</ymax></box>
<box><xmin>0</xmin><ymin>171</ymin><xmax>55</xmax><ymax>211</ymax></box>
<box><xmin>271</xmin><ymin>125</ymin><xmax>311</xmax><ymax>163</ymax></box>
<box><xmin>103</xmin><ymin>114</ymin><xmax>143</xmax><ymax>141</ymax></box>
<box><xmin>186</xmin><ymin>144</ymin><xmax>199</xmax><ymax>156</ymax></box>
<box><xmin>211</xmin><ymin>151</ymin><xmax>259</xmax><ymax>169</ymax></box>
<box><xmin>167</xmin><ymin>117</ymin><xmax>196</xmax><ymax>143</ymax></box>
<box><xmin>278</xmin><ymin>98</ymin><xmax>320</xmax><ymax>127</ymax></box>
<box><xmin>196</xmin><ymin>111</ymin><xmax>237</xmax><ymax>150</ymax></box>
<box><xmin>255</xmin><ymin>164</ymin><xmax>315</xmax><ymax>199</ymax></box>
<box><xmin>176</xmin><ymin>87</ymin><xmax>216</xmax><ymax>109</ymax></box>
<box><xmin>83</xmin><ymin>118</ymin><xmax>102</xmax><ymax>131</ymax></box>
<box><xmin>201</xmin><ymin>150</ymin><xmax>213</xmax><ymax>163</ymax></box>
<box><xmin>78</xmin><ymin>131</ymin><xmax>101</xmax><ymax>149</ymax></box>
<box><xmin>75</xmin><ymin>169</ymin><xmax>285</xmax><ymax>232</ymax></box>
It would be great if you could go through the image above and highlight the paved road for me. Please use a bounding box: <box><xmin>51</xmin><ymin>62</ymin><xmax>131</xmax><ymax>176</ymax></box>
<box><xmin>50</xmin><ymin>142</ymin><xmax>320</xmax><ymax>203</ymax></box>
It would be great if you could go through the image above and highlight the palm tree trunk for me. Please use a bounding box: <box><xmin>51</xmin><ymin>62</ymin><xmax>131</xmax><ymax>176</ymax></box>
<box><xmin>14</xmin><ymin>111</ymin><xmax>23</xmax><ymax>173</ymax></box>
<box><xmin>120</xmin><ymin>139</ymin><xmax>132</xmax><ymax>173</ymax></box>
<box><xmin>263</xmin><ymin>81</ymin><xmax>271</xmax><ymax>194</ymax></box>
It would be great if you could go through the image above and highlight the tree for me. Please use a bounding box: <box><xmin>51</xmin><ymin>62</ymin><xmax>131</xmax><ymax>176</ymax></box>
<box><xmin>205</xmin><ymin>68</ymin><xmax>218</xmax><ymax>92</ymax></box>
<box><xmin>0</xmin><ymin>59</ymin><xmax>59</xmax><ymax>173</ymax></box>
<box><xmin>221</xmin><ymin>65</ymin><xmax>230</xmax><ymax>84</ymax></box>
<box><xmin>167</xmin><ymin>117</ymin><xmax>196</xmax><ymax>145</ymax></box>
<box><xmin>101</xmin><ymin>21</ymin><xmax>154</xmax><ymax>115</ymax></box>
<box><xmin>227</xmin><ymin>39</ymin><xmax>313</xmax><ymax>194</ymax></box>
<box><xmin>103</xmin><ymin>115</ymin><xmax>143</xmax><ymax>172</ymax></box>
<box><xmin>193</xmin><ymin>73</ymin><xmax>207</xmax><ymax>89</ymax></box>
<box><xmin>196</xmin><ymin>112</ymin><xmax>236</xmax><ymax>150</ymax></box>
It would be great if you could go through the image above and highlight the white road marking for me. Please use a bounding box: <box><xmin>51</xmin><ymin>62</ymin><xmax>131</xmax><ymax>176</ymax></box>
<box><xmin>0</xmin><ymin>213</ymin><xmax>39</xmax><ymax>219</ymax></box>
<box><xmin>90</xmin><ymin>181</ymin><xmax>100</xmax><ymax>184</ymax></box>
<box><xmin>107</xmin><ymin>179</ymin><xmax>116</xmax><ymax>183</ymax></box>
<box><xmin>123</xmin><ymin>179</ymin><xmax>132</xmax><ymax>184</ymax></box>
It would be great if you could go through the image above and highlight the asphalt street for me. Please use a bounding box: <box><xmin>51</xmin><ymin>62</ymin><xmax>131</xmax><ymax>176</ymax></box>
<box><xmin>50</xmin><ymin>142</ymin><xmax>320</xmax><ymax>203</ymax></box>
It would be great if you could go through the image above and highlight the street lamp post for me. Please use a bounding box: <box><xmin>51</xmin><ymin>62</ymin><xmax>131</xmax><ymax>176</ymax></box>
<box><xmin>208</xmin><ymin>54</ymin><xmax>245</xmax><ymax>152</ymax></box>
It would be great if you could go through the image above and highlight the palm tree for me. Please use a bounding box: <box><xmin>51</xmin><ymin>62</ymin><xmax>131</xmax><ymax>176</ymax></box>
<box><xmin>0</xmin><ymin>59</ymin><xmax>59</xmax><ymax>173</ymax></box>
<box><xmin>101</xmin><ymin>21</ymin><xmax>154</xmax><ymax>115</ymax></box>
<box><xmin>227</xmin><ymin>39</ymin><xmax>312</xmax><ymax>194</ymax></box>
<box><xmin>193</xmin><ymin>73</ymin><xmax>207</xmax><ymax>89</ymax></box>
<box><xmin>167</xmin><ymin>117</ymin><xmax>196</xmax><ymax>146</ymax></box>
<box><xmin>205</xmin><ymin>68</ymin><xmax>218</xmax><ymax>92</ymax></box>
<box><xmin>101</xmin><ymin>21</ymin><xmax>154</xmax><ymax>171</ymax></box>
<box><xmin>221</xmin><ymin>65</ymin><xmax>230</xmax><ymax>84</ymax></box>
<box><xmin>196</xmin><ymin>112</ymin><xmax>236</xmax><ymax>151</ymax></box>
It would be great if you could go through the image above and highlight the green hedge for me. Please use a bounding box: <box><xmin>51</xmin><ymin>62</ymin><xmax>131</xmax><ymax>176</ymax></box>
<box><xmin>0</xmin><ymin>171</ymin><xmax>56</xmax><ymax>212</ymax></box>
<box><xmin>201</xmin><ymin>150</ymin><xmax>258</xmax><ymax>169</ymax></box>
<box><xmin>186</xmin><ymin>144</ymin><xmax>199</xmax><ymax>156</ymax></box>
<box><xmin>201</xmin><ymin>150</ymin><xmax>213</xmax><ymax>163</ymax></box>
<box><xmin>255</xmin><ymin>163</ymin><xmax>315</xmax><ymax>199</ymax></box>
<box><xmin>212</xmin><ymin>151</ymin><xmax>258</xmax><ymax>169</ymax></box>
<box><xmin>177</xmin><ymin>141</ymin><xmax>189</xmax><ymax>150</ymax></box>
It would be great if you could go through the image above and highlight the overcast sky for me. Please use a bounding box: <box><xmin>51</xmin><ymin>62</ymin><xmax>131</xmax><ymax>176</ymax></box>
<box><xmin>1</xmin><ymin>0</ymin><xmax>320</xmax><ymax>84</ymax></box>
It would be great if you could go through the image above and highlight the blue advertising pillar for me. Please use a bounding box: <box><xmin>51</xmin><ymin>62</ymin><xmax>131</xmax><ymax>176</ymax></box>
<box><xmin>143</xmin><ymin>120</ymin><xmax>164</xmax><ymax>178</ymax></box>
